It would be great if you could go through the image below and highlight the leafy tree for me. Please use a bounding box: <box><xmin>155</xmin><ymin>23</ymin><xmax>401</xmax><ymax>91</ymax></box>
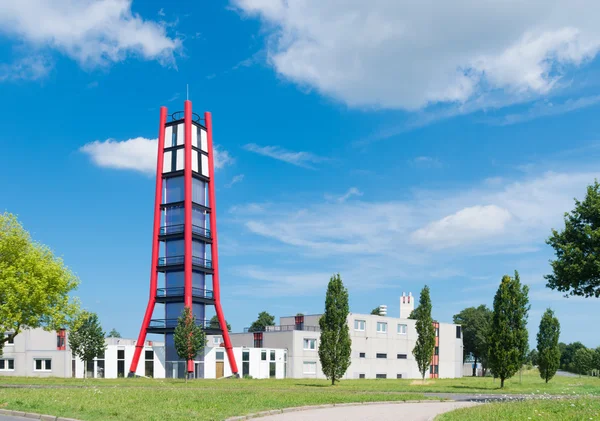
<box><xmin>526</xmin><ymin>349</ymin><xmax>539</xmax><ymax>367</ymax></box>
<box><xmin>174</xmin><ymin>307</ymin><xmax>206</xmax><ymax>381</ymax></box>
<box><xmin>318</xmin><ymin>274</ymin><xmax>352</xmax><ymax>385</ymax></box>
<box><xmin>209</xmin><ymin>315</ymin><xmax>231</xmax><ymax>332</ymax></box>
<box><xmin>453</xmin><ymin>305</ymin><xmax>492</xmax><ymax>376</ymax></box>
<box><xmin>561</xmin><ymin>341</ymin><xmax>586</xmax><ymax>372</ymax></box>
<box><xmin>487</xmin><ymin>271</ymin><xmax>530</xmax><ymax>388</ymax></box>
<box><xmin>248</xmin><ymin>311</ymin><xmax>275</xmax><ymax>332</ymax></box>
<box><xmin>545</xmin><ymin>180</ymin><xmax>600</xmax><ymax>298</ymax></box>
<box><xmin>370</xmin><ymin>307</ymin><xmax>382</xmax><ymax>315</ymax></box>
<box><xmin>573</xmin><ymin>347</ymin><xmax>594</xmax><ymax>377</ymax></box>
<box><xmin>68</xmin><ymin>312</ymin><xmax>106</xmax><ymax>378</ymax></box>
<box><xmin>408</xmin><ymin>307</ymin><xmax>419</xmax><ymax>320</ymax></box>
<box><xmin>0</xmin><ymin>213</ymin><xmax>80</xmax><ymax>356</ymax></box>
<box><xmin>106</xmin><ymin>328</ymin><xmax>121</xmax><ymax>338</ymax></box>
<box><xmin>536</xmin><ymin>308</ymin><xmax>561</xmax><ymax>383</ymax></box>
<box><xmin>593</xmin><ymin>347</ymin><xmax>600</xmax><ymax>376</ymax></box>
<box><xmin>412</xmin><ymin>285</ymin><xmax>436</xmax><ymax>381</ymax></box>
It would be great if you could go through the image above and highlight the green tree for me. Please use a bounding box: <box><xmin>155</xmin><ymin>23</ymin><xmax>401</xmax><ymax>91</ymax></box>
<box><xmin>318</xmin><ymin>274</ymin><xmax>352</xmax><ymax>385</ymax></box>
<box><xmin>106</xmin><ymin>328</ymin><xmax>121</xmax><ymax>338</ymax></box>
<box><xmin>526</xmin><ymin>349</ymin><xmax>539</xmax><ymax>367</ymax></box>
<box><xmin>370</xmin><ymin>307</ymin><xmax>382</xmax><ymax>315</ymax></box>
<box><xmin>68</xmin><ymin>312</ymin><xmax>106</xmax><ymax>379</ymax></box>
<box><xmin>412</xmin><ymin>285</ymin><xmax>436</xmax><ymax>381</ymax></box>
<box><xmin>0</xmin><ymin>212</ymin><xmax>80</xmax><ymax>356</ymax></box>
<box><xmin>593</xmin><ymin>347</ymin><xmax>600</xmax><ymax>376</ymax></box>
<box><xmin>209</xmin><ymin>315</ymin><xmax>231</xmax><ymax>332</ymax></box>
<box><xmin>573</xmin><ymin>347</ymin><xmax>594</xmax><ymax>377</ymax></box>
<box><xmin>453</xmin><ymin>305</ymin><xmax>492</xmax><ymax>376</ymax></box>
<box><xmin>174</xmin><ymin>307</ymin><xmax>206</xmax><ymax>381</ymax></box>
<box><xmin>545</xmin><ymin>180</ymin><xmax>600</xmax><ymax>298</ymax></box>
<box><xmin>487</xmin><ymin>271</ymin><xmax>530</xmax><ymax>388</ymax></box>
<box><xmin>536</xmin><ymin>308</ymin><xmax>561</xmax><ymax>383</ymax></box>
<box><xmin>248</xmin><ymin>311</ymin><xmax>275</xmax><ymax>332</ymax></box>
<box><xmin>561</xmin><ymin>341</ymin><xmax>586</xmax><ymax>372</ymax></box>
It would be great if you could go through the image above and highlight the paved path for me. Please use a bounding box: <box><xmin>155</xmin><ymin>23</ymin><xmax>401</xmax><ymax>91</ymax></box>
<box><xmin>0</xmin><ymin>416</ymin><xmax>36</xmax><ymax>421</ymax></box>
<box><xmin>257</xmin><ymin>402</ymin><xmax>478</xmax><ymax>421</ymax></box>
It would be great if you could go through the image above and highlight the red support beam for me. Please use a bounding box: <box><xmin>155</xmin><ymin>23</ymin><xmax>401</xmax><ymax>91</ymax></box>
<box><xmin>206</xmin><ymin>111</ymin><xmax>239</xmax><ymax>375</ymax></box>
<box><xmin>184</xmin><ymin>100</ymin><xmax>194</xmax><ymax>375</ymax></box>
<box><xmin>129</xmin><ymin>106</ymin><xmax>168</xmax><ymax>376</ymax></box>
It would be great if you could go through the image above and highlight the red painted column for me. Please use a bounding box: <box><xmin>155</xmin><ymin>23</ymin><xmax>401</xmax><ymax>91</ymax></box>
<box><xmin>184</xmin><ymin>101</ymin><xmax>194</xmax><ymax>374</ymax></box>
<box><xmin>129</xmin><ymin>106</ymin><xmax>168</xmax><ymax>375</ymax></box>
<box><xmin>205</xmin><ymin>111</ymin><xmax>239</xmax><ymax>375</ymax></box>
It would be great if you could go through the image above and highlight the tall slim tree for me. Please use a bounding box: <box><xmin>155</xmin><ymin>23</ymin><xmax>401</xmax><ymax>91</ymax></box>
<box><xmin>174</xmin><ymin>307</ymin><xmax>206</xmax><ymax>382</ymax></box>
<box><xmin>248</xmin><ymin>311</ymin><xmax>275</xmax><ymax>332</ymax></box>
<box><xmin>546</xmin><ymin>180</ymin><xmax>600</xmax><ymax>298</ymax></box>
<box><xmin>573</xmin><ymin>347</ymin><xmax>594</xmax><ymax>377</ymax></box>
<box><xmin>488</xmin><ymin>271</ymin><xmax>530</xmax><ymax>388</ymax></box>
<box><xmin>68</xmin><ymin>312</ymin><xmax>106</xmax><ymax>378</ymax></box>
<box><xmin>453</xmin><ymin>305</ymin><xmax>492</xmax><ymax>376</ymax></box>
<box><xmin>318</xmin><ymin>273</ymin><xmax>351</xmax><ymax>385</ymax></box>
<box><xmin>0</xmin><ymin>212</ymin><xmax>80</xmax><ymax>355</ymax></box>
<box><xmin>412</xmin><ymin>285</ymin><xmax>436</xmax><ymax>381</ymax></box>
<box><xmin>536</xmin><ymin>308</ymin><xmax>561</xmax><ymax>383</ymax></box>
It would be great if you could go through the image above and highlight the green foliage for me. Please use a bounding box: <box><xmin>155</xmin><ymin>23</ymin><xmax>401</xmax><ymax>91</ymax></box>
<box><xmin>412</xmin><ymin>285</ymin><xmax>436</xmax><ymax>381</ymax></box>
<box><xmin>209</xmin><ymin>315</ymin><xmax>231</xmax><ymax>332</ymax></box>
<box><xmin>487</xmin><ymin>271</ymin><xmax>530</xmax><ymax>388</ymax></box>
<box><xmin>573</xmin><ymin>347</ymin><xmax>594</xmax><ymax>376</ymax></box>
<box><xmin>594</xmin><ymin>347</ymin><xmax>600</xmax><ymax>373</ymax></box>
<box><xmin>318</xmin><ymin>273</ymin><xmax>352</xmax><ymax>385</ymax></box>
<box><xmin>545</xmin><ymin>180</ymin><xmax>600</xmax><ymax>298</ymax></box>
<box><xmin>370</xmin><ymin>307</ymin><xmax>382</xmax><ymax>315</ymax></box>
<box><xmin>408</xmin><ymin>308</ymin><xmax>418</xmax><ymax>320</ymax></box>
<box><xmin>536</xmin><ymin>308</ymin><xmax>560</xmax><ymax>383</ymax></box>
<box><xmin>174</xmin><ymin>307</ymin><xmax>206</xmax><ymax>379</ymax></box>
<box><xmin>0</xmin><ymin>212</ymin><xmax>80</xmax><ymax>356</ymax></box>
<box><xmin>453</xmin><ymin>305</ymin><xmax>492</xmax><ymax>376</ymax></box>
<box><xmin>68</xmin><ymin>312</ymin><xmax>106</xmax><ymax>378</ymax></box>
<box><xmin>248</xmin><ymin>311</ymin><xmax>275</xmax><ymax>332</ymax></box>
<box><xmin>107</xmin><ymin>328</ymin><xmax>121</xmax><ymax>338</ymax></box>
<box><xmin>526</xmin><ymin>349</ymin><xmax>539</xmax><ymax>367</ymax></box>
<box><xmin>560</xmin><ymin>341</ymin><xmax>586</xmax><ymax>371</ymax></box>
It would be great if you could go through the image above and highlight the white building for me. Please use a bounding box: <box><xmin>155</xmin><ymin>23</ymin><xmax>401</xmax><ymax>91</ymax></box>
<box><xmin>1</xmin><ymin>329</ymin><xmax>286</xmax><ymax>379</ymax></box>
<box><xmin>225</xmin><ymin>293</ymin><xmax>464</xmax><ymax>379</ymax></box>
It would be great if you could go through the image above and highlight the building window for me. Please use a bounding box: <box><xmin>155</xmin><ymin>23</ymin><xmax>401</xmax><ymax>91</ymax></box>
<box><xmin>354</xmin><ymin>320</ymin><xmax>366</xmax><ymax>331</ymax></box>
<box><xmin>397</xmin><ymin>374</ymin><xmax>403</xmax><ymax>379</ymax></box>
<box><xmin>216</xmin><ymin>351</ymin><xmax>224</xmax><ymax>361</ymax></box>
<box><xmin>270</xmin><ymin>362</ymin><xmax>276</xmax><ymax>378</ymax></box>
<box><xmin>254</xmin><ymin>332</ymin><xmax>263</xmax><ymax>348</ymax></box>
<box><xmin>359</xmin><ymin>373</ymin><xmax>365</xmax><ymax>379</ymax></box>
<box><xmin>430</xmin><ymin>365</ymin><xmax>434</xmax><ymax>373</ymax></box>
<box><xmin>456</xmin><ymin>326</ymin><xmax>461</xmax><ymax>339</ymax></box>
<box><xmin>376</xmin><ymin>374</ymin><xmax>387</xmax><ymax>379</ymax></box>
<box><xmin>56</xmin><ymin>330</ymin><xmax>66</xmax><ymax>350</ymax></box>
<box><xmin>434</xmin><ymin>365</ymin><xmax>439</xmax><ymax>375</ymax></box>
<box><xmin>397</xmin><ymin>354</ymin><xmax>407</xmax><ymax>359</ymax></box>
<box><xmin>435</xmin><ymin>328</ymin><xmax>439</xmax><ymax>337</ymax></box>
<box><xmin>5</xmin><ymin>333</ymin><xmax>14</xmax><ymax>345</ymax></box>
<box><xmin>213</xmin><ymin>336</ymin><xmax>222</xmax><ymax>346</ymax></box>
<box><xmin>397</xmin><ymin>324</ymin><xmax>407</xmax><ymax>334</ymax></box>
<box><xmin>359</xmin><ymin>352</ymin><xmax>366</xmax><ymax>358</ymax></box>
<box><xmin>117</xmin><ymin>348</ymin><xmax>125</xmax><ymax>377</ymax></box>
<box><xmin>376</xmin><ymin>322</ymin><xmax>387</xmax><ymax>333</ymax></box>
<box><xmin>270</xmin><ymin>350</ymin><xmax>276</xmax><ymax>361</ymax></box>
<box><xmin>376</xmin><ymin>353</ymin><xmax>387</xmax><ymax>359</ymax></box>
<box><xmin>145</xmin><ymin>350</ymin><xmax>154</xmax><ymax>378</ymax></box>
<box><xmin>261</xmin><ymin>350</ymin><xmax>267</xmax><ymax>361</ymax></box>
<box><xmin>435</xmin><ymin>346</ymin><xmax>439</xmax><ymax>356</ymax></box>
<box><xmin>303</xmin><ymin>361</ymin><xmax>317</xmax><ymax>374</ymax></box>
<box><xmin>0</xmin><ymin>359</ymin><xmax>15</xmax><ymax>371</ymax></box>
<box><xmin>242</xmin><ymin>351</ymin><xmax>250</xmax><ymax>377</ymax></box>
<box><xmin>303</xmin><ymin>338</ymin><xmax>316</xmax><ymax>350</ymax></box>
<box><xmin>34</xmin><ymin>359</ymin><xmax>52</xmax><ymax>372</ymax></box>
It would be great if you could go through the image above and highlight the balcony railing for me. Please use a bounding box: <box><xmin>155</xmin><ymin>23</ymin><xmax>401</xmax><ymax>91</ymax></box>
<box><xmin>157</xmin><ymin>256</ymin><xmax>212</xmax><ymax>269</ymax></box>
<box><xmin>149</xmin><ymin>318</ymin><xmax>218</xmax><ymax>330</ymax></box>
<box><xmin>156</xmin><ymin>287</ymin><xmax>213</xmax><ymax>299</ymax></box>
<box><xmin>243</xmin><ymin>325</ymin><xmax>320</xmax><ymax>333</ymax></box>
<box><xmin>159</xmin><ymin>224</ymin><xmax>211</xmax><ymax>238</ymax></box>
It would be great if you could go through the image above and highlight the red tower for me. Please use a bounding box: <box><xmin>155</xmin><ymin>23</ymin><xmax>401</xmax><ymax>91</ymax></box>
<box><xmin>129</xmin><ymin>101</ymin><xmax>238</xmax><ymax>378</ymax></box>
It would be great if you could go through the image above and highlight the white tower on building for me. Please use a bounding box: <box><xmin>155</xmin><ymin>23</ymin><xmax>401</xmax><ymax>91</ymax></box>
<box><xmin>400</xmin><ymin>292</ymin><xmax>414</xmax><ymax>319</ymax></box>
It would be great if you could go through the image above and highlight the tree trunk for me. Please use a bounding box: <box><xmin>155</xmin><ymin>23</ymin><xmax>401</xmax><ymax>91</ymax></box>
<box><xmin>331</xmin><ymin>377</ymin><xmax>335</xmax><ymax>386</ymax></box>
<box><xmin>500</xmin><ymin>377</ymin><xmax>505</xmax><ymax>388</ymax></box>
<box><xmin>472</xmin><ymin>357</ymin><xmax>478</xmax><ymax>377</ymax></box>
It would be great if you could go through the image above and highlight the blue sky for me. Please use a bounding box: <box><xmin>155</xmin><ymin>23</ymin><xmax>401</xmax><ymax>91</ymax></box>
<box><xmin>2</xmin><ymin>0</ymin><xmax>600</xmax><ymax>348</ymax></box>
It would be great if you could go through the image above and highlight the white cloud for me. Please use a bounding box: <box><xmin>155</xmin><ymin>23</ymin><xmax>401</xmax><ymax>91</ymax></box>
<box><xmin>243</xmin><ymin>143</ymin><xmax>328</xmax><ymax>168</ymax></box>
<box><xmin>0</xmin><ymin>0</ymin><xmax>181</xmax><ymax>69</ymax></box>
<box><xmin>412</xmin><ymin>156</ymin><xmax>442</xmax><ymax>168</ymax></box>
<box><xmin>411</xmin><ymin>205</ymin><xmax>512</xmax><ymax>249</ymax></box>
<box><xmin>225</xmin><ymin>174</ymin><xmax>245</xmax><ymax>188</ymax></box>
<box><xmin>492</xmin><ymin>95</ymin><xmax>600</xmax><ymax>125</ymax></box>
<box><xmin>80</xmin><ymin>137</ymin><xmax>232</xmax><ymax>174</ymax></box>
<box><xmin>325</xmin><ymin>187</ymin><xmax>363</xmax><ymax>203</ymax></box>
<box><xmin>0</xmin><ymin>56</ymin><xmax>52</xmax><ymax>82</ymax></box>
<box><xmin>233</xmin><ymin>0</ymin><xmax>600</xmax><ymax>110</ymax></box>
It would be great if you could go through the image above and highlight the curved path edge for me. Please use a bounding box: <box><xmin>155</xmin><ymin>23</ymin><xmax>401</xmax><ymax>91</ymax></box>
<box><xmin>0</xmin><ymin>408</ymin><xmax>81</xmax><ymax>421</ymax></box>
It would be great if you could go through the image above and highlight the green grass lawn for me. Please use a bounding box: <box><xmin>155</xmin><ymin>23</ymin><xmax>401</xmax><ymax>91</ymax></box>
<box><xmin>436</xmin><ymin>397</ymin><xmax>600</xmax><ymax>420</ymax></box>
<box><xmin>1</xmin><ymin>371</ymin><xmax>599</xmax><ymax>421</ymax></box>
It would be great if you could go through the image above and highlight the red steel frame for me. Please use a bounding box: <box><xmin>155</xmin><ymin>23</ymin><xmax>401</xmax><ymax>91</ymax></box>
<box><xmin>430</xmin><ymin>321</ymin><xmax>440</xmax><ymax>379</ymax></box>
<box><xmin>184</xmin><ymin>101</ymin><xmax>194</xmax><ymax>374</ymax></box>
<box><xmin>129</xmin><ymin>106</ymin><xmax>168</xmax><ymax>375</ymax></box>
<box><xmin>206</xmin><ymin>111</ymin><xmax>239</xmax><ymax>375</ymax></box>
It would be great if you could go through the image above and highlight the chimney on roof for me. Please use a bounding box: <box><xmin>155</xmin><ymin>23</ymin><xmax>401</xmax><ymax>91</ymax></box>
<box><xmin>400</xmin><ymin>292</ymin><xmax>415</xmax><ymax>319</ymax></box>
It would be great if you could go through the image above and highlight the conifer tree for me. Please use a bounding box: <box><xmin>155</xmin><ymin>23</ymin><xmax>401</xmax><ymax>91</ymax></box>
<box><xmin>318</xmin><ymin>274</ymin><xmax>351</xmax><ymax>385</ymax></box>
<box><xmin>69</xmin><ymin>312</ymin><xmax>106</xmax><ymax>378</ymax></box>
<box><xmin>488</xmin><ymin>271</ymin><xmax>530</xmax><ymax>388</ymax></box>
<box><xmin>174</xmin><ymin>307</ymin><xmax>206</xmax><ymax>381</ymax></box>
<box><xmin>536</xmin><ymin>308</ymin><xmax>561</xmax><ymax>383</ymax></box>
<box><xmin>412</xmin><ymin>285</ymin><xmax>436</xmax><ymax>381</ymax></box>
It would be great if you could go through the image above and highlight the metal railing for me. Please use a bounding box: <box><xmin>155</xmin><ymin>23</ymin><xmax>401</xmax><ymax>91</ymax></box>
<box><xmin>156</xmin><ymin>287</ymin><xmax>213</xmax><ymax>299</ymax></box>
<box><xmin>169</xmin><ymin>111</ymin><xmax>203</xmax><ymax>123</ymax></box>
<box><xmin>243</xmin><ymin>325</ymin><xmax>320</xmax><ymax>333</ymax></box>
<box><xmin>158</xmin><ymin>256</ymin><xmax>212</xmax><ymax>268</ymax></box>
<box><xmin>149</xmin><ymin>318</ymin><xmax>214</xmax><ymax>329</ymax></box>
<box><xmin>159</xmin><ymin>224</ymin><xmax>211</xmax><ymax>238</ymax></box>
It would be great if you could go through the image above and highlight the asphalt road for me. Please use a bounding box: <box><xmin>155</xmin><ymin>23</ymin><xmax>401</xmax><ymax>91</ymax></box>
<box><xmin>0</xmin><ymin>416</ymin><xmax>37</xmax><ymax>421</ymax></box>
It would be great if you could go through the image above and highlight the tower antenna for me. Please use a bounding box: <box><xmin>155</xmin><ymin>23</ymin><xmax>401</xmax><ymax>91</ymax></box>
<box><xmin>186</xmin><ymin>84</ymin><xmax>189</xmax><ymax>101</ymax></box>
